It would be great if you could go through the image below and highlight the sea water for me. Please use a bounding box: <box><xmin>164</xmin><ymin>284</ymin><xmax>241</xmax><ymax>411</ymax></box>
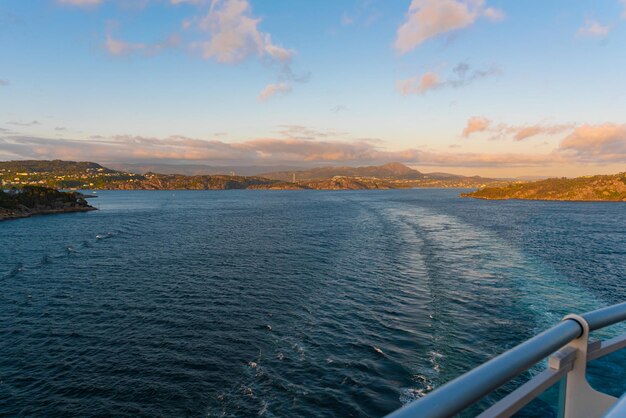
<box><xmin>1</xmin><ymin>189</ymin><xmax>624</xmax><ymax>417</ymax></box>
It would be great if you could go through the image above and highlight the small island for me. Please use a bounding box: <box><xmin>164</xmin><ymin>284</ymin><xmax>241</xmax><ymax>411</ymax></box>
<box><xmin>0</xmin><ymin>186</ymin><xmax>97</xmax><ymax>221</ymax></box>
<box><xmin>462</xmin><ymin>173</ymin><xmax>626</xmax><ymax>202</ymax></box>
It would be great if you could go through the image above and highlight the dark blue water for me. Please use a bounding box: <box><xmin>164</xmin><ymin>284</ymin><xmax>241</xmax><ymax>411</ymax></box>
<box><xmin>1</xmin><ymin>190</ymin><xmax>625</xmax><ymax>417</ymax></box>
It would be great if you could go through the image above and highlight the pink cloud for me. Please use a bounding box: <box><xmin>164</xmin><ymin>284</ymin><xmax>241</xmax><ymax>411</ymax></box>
<box><xmin>394</xmin><ymin>0</ymin><xmax>505</xmax><ymax>54</ymax></box>
<box><xmin>258</xmin><ymin>83</ymin><xmax>292</xmax><ymax>102</ymax></box>
<box><xmin>463</xmin><ymin>117</ymin><xmax>574</xmax><ymax>141</ymax></box>
<box><xmin>3</xmin><ymin>123</ymin><xmax>623</xmax><ymax>167</ymax></box>
<box><xmin>512</xmin><ymin>124</ymin><xmax>572</xmax><ymax>141</ymax></box>
<box><xmin>104</xmin><ymin>30</ymin><xmax>181</xmax><ymax>56</ymax></box>
<box><xmin>462</xmin><ymin>116</ymin><xmax>490</xmax><ymax>137</ymax></box>
<box><xmin>397</xmin><ymin>72</ymin><xmax>440</xmax><ymax>95</ymax></box>
<box><xmin>0</xmin><ymin>132</ymin><xmax>571</xmax><ymax>168</ymax></box>
<box><xmin>398</xmin><ymin>62</ymin><xmax>499</xmax><ymax>96</ymax></box>
<box><xmin>559</xmin><ymin>123</ymin><xmax>626</xmax><ymax>162</ymax></box>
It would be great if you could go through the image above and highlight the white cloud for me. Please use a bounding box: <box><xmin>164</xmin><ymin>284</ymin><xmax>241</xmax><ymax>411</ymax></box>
<box><xmin>86</xmin><ymin>0</ymin><xmax>303</xmax><ymax>99</ymax></box>
<box><xmin>176</xmin><ymin>0</ymin><xmax>304</xmax><ymax>98</ymax></box>
<box><xmin>191</xmin><ymin>0</ymin><xmax>295</xmax><ymax>65</ymax></box>
<box><xmin>394</xmin><ymin>0</ymin><xmax>505</xmax><ymax>54</ymax></box>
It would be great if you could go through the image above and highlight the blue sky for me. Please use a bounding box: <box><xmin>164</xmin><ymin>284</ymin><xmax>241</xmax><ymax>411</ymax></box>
<box><xmin>0</xmin><ymin>0</ymin><xmax>625</xmax><ymax>176</ymax></box>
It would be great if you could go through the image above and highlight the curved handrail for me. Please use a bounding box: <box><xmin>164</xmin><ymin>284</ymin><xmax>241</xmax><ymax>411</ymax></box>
<box><xmin>386</xmin><ymin>302</ymin><xmax>626</xmax><ymax>418</ymax></box>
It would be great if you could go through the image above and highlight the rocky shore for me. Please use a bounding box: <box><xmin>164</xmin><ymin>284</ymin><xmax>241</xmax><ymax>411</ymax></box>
<box><xmin>0</xmin><ymin>186</ymin><xmax>97</xmax><ymax>221</ymax></box>
<box><xmin>461</xmin><ymin>173</ymin><xmax>626</xmax><ymax>201</ymax></box>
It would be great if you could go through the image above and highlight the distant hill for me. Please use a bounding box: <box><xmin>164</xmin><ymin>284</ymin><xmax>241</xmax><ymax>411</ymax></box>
<box><xmin>462</xmin><ymin>173</ymin><xmax>626</xmax><ymax>201</ymax></box>
<box><xmin>259</xmin><ymin>162</ymin><xmax>496</xmax><ymax>182</ymax></box>
<box><xmin>0</xmin><ymin>159</ymin><xmax>138</xmax><ymax>189</ymax></box>
<box><xmin>0</xmin><ymin>160</ymin><xmax>115</xmax><ymax>174</ymax></box>
<box><xmin>0</xmin><ymin>159</ymin><xmax>504</xmax><ymax>191</ymax></box>
<box><xmin>106</xmin><ymin>163</ymin><xmax>304</xmax><ymax>176</ymax></box>
<box><xmin>104</xmin><ymin>173</ymin><xmax>303</xmax><ymax>190</ymax></box>
<box><xmin>261</xmin><ymin>162</ymin><xmax>428</xmax><ymax>181</ymax></box>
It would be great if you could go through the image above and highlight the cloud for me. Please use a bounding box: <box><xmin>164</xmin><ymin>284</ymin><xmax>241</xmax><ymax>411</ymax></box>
<box><xmin>341</xmin><ymin>13</ymin><xmax>354</xmax><ymax>26</ymax></box>
<box><xmin>622</xmin><ymin>0</ymin><xmax>626</xmax><ymax>19</ymax></box>
<box><xmin>3</xmin><ymin>123</ymin><xmax>621</xmax><ymax>167</ymax></box>
<box><xmin>339</xmin><ymin>1</ymin><xmax>381</xmax><ymax>28</ymax></box>
<box><xmin>559</xmin><ymin>123</ymin><xmax>626</xmax><ymax>162</ymax></box>
<box><xmin>512</xmin><ymin>124</ymin><xmax>573</xmax><ymax>141</ymax></box>
<box><xmin>151</xmin><ymin>0</ymin><xmax>305</xmax><ymax>99</ymax></box>
<box><xmin>0</xmin><ymin>134</ymin><xmax>378</xmax><ymax>165</ymax></box>
<box><xmin>0</xmin><ymin>79</ymin><xmax>9</xmax><ymax>86</ymax></box>
<box><xmin>57</xmin><ymin>0</ymin><xmax>102</xmax><ymax>6</ymax></box>
<box><xmin>8</xmin><ymin>120</ymin><xmax>40</xmax><ymax>127</ymax></box>
<box><xmin>171</xmin><ymin>0</ymin><xmax>208</xmax><ymax>4</ymax></box>
<box><xmin>394</xmin><ymin>0</ymin><xmax>505</xmax><ymax>54</ymax></box>
<box><xmin>276</xmin><ymin>125</ymin><xmax>346</xmax><ymax>140</ymax></box>
<box><xmin>462</xmin><ymin>117</ymin><xmax>574</xmax><ymax>141</ymax></box>
<box><xmin>331</xmin><ymin>105</ymin><xmax>348</xmax><ymax>113</ymax></box>
<box><xmin>397</xmin><ymin>72</ymin><xmax>440</xmax><ymax>95</ymax></box>
<box><xmin>462</xmin><ymin>116</ymin><xmax>490</xmax><ymax>137</ymax></box>
<box><xmin>397</xmin><ymin>62</ymin><xmax>499</xmax><ymax>95</ymax></box>
<box><xmin>105</xmin><ymin>29</ymin><xmax>181</xmax><ymax>56</ymax></box>
<box><xmin>577</xmin><ymin>19</ymin><xmax>611</xmax><ymax>38</ymax></box>
<box><xmin>258</xmin><ymin>82</ymin><xmax>291</xmax><ymax>101</ymax></box>
<box><xmin>189</xmin><ymin>0</ymin><xmax>294</xmax><ymax>65</ymax></box>
<box><xmin>105</xmin><ymin>34</ymin><xmax>146</xmax><ymax>55</ymax></box>
<box><xmin>0</xmin><ymin>133</ymin><xmax>571</xmax><ymax>168</ymax></box>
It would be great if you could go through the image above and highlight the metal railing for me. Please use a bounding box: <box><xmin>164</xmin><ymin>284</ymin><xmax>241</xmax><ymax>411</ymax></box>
<box><xmin>386</xmin><ymin>302</ymin><xmax>626</xmax><ymax>418</ymax></box>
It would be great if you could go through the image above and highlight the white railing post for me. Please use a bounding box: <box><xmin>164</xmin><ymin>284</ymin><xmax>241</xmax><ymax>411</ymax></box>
<box><xmin>561</xmin><ymin>314</ymin><xmax>617</xmax><ymax>418</ymax></box>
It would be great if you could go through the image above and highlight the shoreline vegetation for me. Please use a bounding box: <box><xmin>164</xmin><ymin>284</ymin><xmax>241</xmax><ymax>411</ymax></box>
<box><xmin>0</xmin><ymin>186</ymin><xmax>96</xmax><ymax>222</ymax></box>
<box><xmin>461</xmin><ymin>173</ymin><xmax>626</xmax><ymax>202</ymax></box>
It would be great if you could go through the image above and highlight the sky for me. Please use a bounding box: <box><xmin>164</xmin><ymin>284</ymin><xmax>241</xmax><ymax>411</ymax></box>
<box><xmin>0</xmin><ymin>0</ymin><xmax>625</xmax><ymax>177</ymax></box>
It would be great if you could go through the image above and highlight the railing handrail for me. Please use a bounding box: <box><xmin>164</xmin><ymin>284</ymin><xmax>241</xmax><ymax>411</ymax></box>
<box><xmin>584</xmin><ymin>302</ymin><xmax>626</xmax><ymax>331</ymax></box>
<box><xmin>386</xmin><ymin>301</ymin><xmax>626</xmax><ymax>418</ymax></box>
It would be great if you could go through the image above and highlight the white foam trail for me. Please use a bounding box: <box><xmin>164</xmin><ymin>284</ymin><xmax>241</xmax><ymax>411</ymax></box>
<box><xmin>385</xmin><ymin>206</ymin><xmax>611</xmax><ymax>333</ymax></box>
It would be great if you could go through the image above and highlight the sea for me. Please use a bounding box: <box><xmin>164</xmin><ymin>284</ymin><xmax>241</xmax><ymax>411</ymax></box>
<box><xmin>1</xmin><ymin>189</ymin><xmax>625</xmax><ymax>417</ymax></box>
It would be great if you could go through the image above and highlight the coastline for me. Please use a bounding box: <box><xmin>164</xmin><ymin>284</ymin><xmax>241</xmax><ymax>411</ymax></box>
<box><xmin>462</xmin><ymin>195</ymin><xmax>626</xmax><ymax>202</ymax></box>
<box><xmin>0</xmin><ymin>206</ymin><xmax>97</xmax><ymax>222</ymax></box>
